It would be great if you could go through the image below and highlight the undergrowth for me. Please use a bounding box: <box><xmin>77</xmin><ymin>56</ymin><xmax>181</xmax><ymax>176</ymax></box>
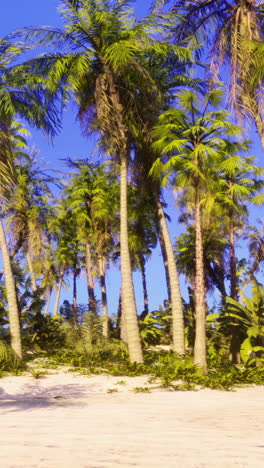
<box><xmin>20</xmin><ymin>342</ymin><xmax>264</xmax><ymax>390</ymax></box>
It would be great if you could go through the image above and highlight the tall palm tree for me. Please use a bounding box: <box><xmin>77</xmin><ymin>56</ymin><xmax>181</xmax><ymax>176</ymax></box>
<box><xmin>0</xmin><ymin>37</ymin><xmax>60</xmax><ymax>358</ymax></box>
<box><xmin>7</xmin><ymin>153</ymin><xmax>55</xmax><ymax>291</ymax></box>
<box><xmin>216</xmin><ymin>153</ymin><xmax>264</xmax><ymax>301</ymax></box>
<box><xmin>64</xmin><ymin>160</ymin><xmax>118</xmax><ymax>337</ymax></box>
<box><xmin>152</xmin><ymin>89</ymin><xmax>243</xmax><ymax>372</ymax></box>
<box><xmin>160</xmin><ymin>1</ymin><xmax>264</xmax><ymax>147</ymax></box>
<box><xmin>246</xmin><ymin>219</ymin><xmax>264</xmax><ymax>282</ymax></box>
<box><xmin>18</xmin><ymin>0</ymin><xmax>190</xmax><ymax>362</ymax></box>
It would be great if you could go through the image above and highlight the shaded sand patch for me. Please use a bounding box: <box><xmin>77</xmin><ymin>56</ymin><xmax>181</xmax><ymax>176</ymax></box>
<box><xmin>0</xmin><ymin>371</ymin><xmax>263</xmax><ymax>467</ymax></box>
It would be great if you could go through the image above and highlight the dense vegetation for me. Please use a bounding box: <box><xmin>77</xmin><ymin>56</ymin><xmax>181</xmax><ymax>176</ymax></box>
<box><xmin>1</xmin><ymin>0</ymin><xmax>264</xmax><ymax>388</ymax></box>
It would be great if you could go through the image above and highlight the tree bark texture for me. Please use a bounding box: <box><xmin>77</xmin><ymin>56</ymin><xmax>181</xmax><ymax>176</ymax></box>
<box><xmin>120</xmin><ymin>152</ymin><xmax>143</xmax><ymax>362</ymax></box>
<box><xmin>158</xmin><ymin>227</ymin><xmax>172</xmax><ymax>303</ymax></box>
<box><xmin>0</xmin><ymin>219</ymin><xmax>22</xmax><ymax>358</ymax></box>
<box><xmin>44</xmin><ymin>286</ymin><xmax>52</xmax><ymax>316</ymax></box>
<box><xmin>73</xmin><ymin>268</ymin><xmax>78</xmax><ymax>326</ymax></box>
<box><xmin>98</xmin><ymin>256</ymin><xmax>108</xmax><ymax>338</ymax></box>
<box><xmin>229</xmin><ymin>218</ymin><xmax>241</xmax><ymax>363</ymax></box>
<box><xmin>105</xmin><ymin>68</ymin><xmax>143</xmax><ymax>362</ymax></box>
<box><xmin>193</xmin><ymin>194</ymin><xmax>207</xmax><ymax>373</ymax></box>
<box><xmin>140</xmin><ymin>256</ymin><xmax>149</xmax><ymax>318</ymax></box>
<box><xmin>156</xmin><ymin>196</ymin><xmax>185</xmax><ymax>355</ymax></box>
<box><xmin>53</xmin><ymin>269</ymin><xmax>64</xmax><ymax>316</ymax></box>
<box><xmin>85</xmin><ymin>241</ymin><xmax>96</xmax><ymax>313</ymax></box>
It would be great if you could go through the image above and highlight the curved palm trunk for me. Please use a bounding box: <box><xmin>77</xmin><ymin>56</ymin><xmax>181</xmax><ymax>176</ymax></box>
<box><xmin>53</xmin><ymin>269</ymin><xmax>64</xmax><ymax>316</ymax></box>
<box><xmin>120</xmin><ymin>152</ymin><xmax>143</xmax><ymax>362</ymax></box>
<box><xmin>85</xmin><ymin>240</ymin><xmax>96</xmax><ymax>312</ymax></box>
<box><xmin>193</xmin><ymin>192</ymin><xmax>207</xmax><ymax>373</ymax></box>
<box><xmin>104</xmin><ymin>66</ymin><xmax>143</xmax><ymax>362</ymax></box>
<box><xmin>0</xmin><ymin>219</ymin><xmax>22</xmax><ymax>358</ymax></box>
<box><xmin>158</xmin><ymin>228</ymin><xmax>172</xmax><ymax>302</ymax></box>
<box><xmin>26</xmin><ymin>250</ymin><xmax>37</xmax><ymax>291</ymax></box>
<box><xmin>98</xmin><ymin>256</ymin><xmax>108</xmax><ymax>338</ymax></box>
<box><xmin>156</xmin><ymin>196</ymin><xmax>185</xmax><ymax>355</ymax></box>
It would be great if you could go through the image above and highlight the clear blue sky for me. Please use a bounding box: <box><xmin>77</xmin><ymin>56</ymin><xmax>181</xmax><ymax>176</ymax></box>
<box><xmin>2</xmin><ymin>1</ymin><xmax>263</xmax><ymax>316</ymax></box>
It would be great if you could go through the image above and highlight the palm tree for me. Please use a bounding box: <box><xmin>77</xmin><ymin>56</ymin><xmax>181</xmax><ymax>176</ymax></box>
<box><xmin>63</xmin><ymin>160</ymin><xmax>118</xmax><ymax>336</ymax></box>
<box><xmin>216</xmin><ymin>152</ymin><xmax>264</xmax><ymax>302</ymax></box>
<box><xmin>152</xmin><ymin>88</ymin><xmax>243</xmax><ymax>371</ymax></box>
<box><xmin>246</xmin><ymin>219</ymin><xmax>264</xmax><ymax>282</ymax></box>
<box><xmin>18</xmin><ymin>0</ymin><xmax>179</xmax><ymax>362</ymax></box>
<box><xmin>7</xmin><ymin>153</ymin><xmax>55</xmax><ymax>291</ymax></box>
<box><xmin>175</xmin><ymin>224</ymin><xmax>228</xmax><ymax>301</ymax></box>
<box><xmin>50</xmin><ymin>199</ymin><xmax>82</xmax><ymax>324</ymax></box>
<box><xmin>163</xmin><ymin>1</ymin><xmax>264</xmax><ymax>147</ymax></box>
<box><xmin>0</xmin><ymin>37</ymin><xmax>60</xmax><ymax>358</ymax></box>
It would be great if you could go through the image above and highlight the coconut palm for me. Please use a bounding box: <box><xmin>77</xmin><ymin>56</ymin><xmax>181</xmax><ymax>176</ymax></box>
<box><xmin>64</xmin><ymin>159</ymin><xmax>118</xmax><ymax>337</ymax></box>
<box><xmin>216</xmin><ymin>152</ymin><xmax>264</xmax><ymax>301</ymax></box>
<box><xmin>0</xmin><ymin>36</ymin><xmax>60</xmax><ymax>358</ymax></box>
<box><xmin>175</xmin><ymin>224</ymin><xmax>228</xmax><ymax>301</ymax></box>
<box><xmin>16</xmin><ymin>0</ymin><xmax>170</xmax><ymax>362</ymax></box>
<box><xmin>7</xmin><ymin>153</ymin><xmax>55</xmax><ymax>292</ymax></box>
<box><xmin>151</xmin><ymin>88</ymin><xmax>243</xmax><ymax>371</ymax></box>
<box><xmin>159</xmin><ymin>0</ymin><xmax>264</xmax><ymax>147</ymax></box>
<box><xmin>245</xmin><ymin>219</ymin><xmax>264</xmax><ymax>282</ymax></box>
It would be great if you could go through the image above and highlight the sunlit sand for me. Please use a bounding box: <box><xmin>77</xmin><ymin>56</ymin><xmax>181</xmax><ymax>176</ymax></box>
<box><xmin>0</xmin><ymin>370</ymin><xmax>263</xmax><ymax>467</ymax></box>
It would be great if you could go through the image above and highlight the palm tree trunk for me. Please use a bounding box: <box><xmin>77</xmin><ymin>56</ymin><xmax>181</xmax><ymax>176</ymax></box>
<box><xmin>53</xmin><ymin>269</ymin><xmax>64</xmax><ymax>316</ymax></box>
<box><xmin>26</xmin><ymin>250</ymin><xmax>37</xmax><ymax>291</ymax></box>
<box><xmin>120</xmin><ymin>151</ymin><xmax>143</xmax><ymax>362</ymax></box>
<box><xmin>73</xmin><ymin>268</ymin><xmax>78</xmax><ymax>326</ymax></box>
<box><xmin>85</xmin><ymin>240</ymin><xmax>96</xmax><ymax>312</ymax></box>
<box><xmin>44</xmin><ymin>286</ymin><xmax>52</xmax><ymax>316</ymax></box>
<box><xmin>98</xmin><ymin>256</ymin><xmax>108</xmax><ymax>338</ymax></box>
<box><xmin>193</xmin><ymin>192</ymin><xmax>207</xmax><ymax>373</ymax></box>
<box><xmin>105</xmin><ymin>65</ymin><xmax>143</xmax><ymax>362</ymax></box>
<box><xmin>229</xmin><ymin>217</ymin><xmax>241</xmax><ymax>363</ymax></box>
<box><xmin>158</xmin><ymin>228</ymin><xmax>172</xmax><ymax>303</ymax></box>
<box><xmin>229</xmin><ymin>218</ymin><xmax>238</xmax><ymax>301</ymax></box>
<box><xmin>0</xmin><ymin>219</ymin><xmax>22</xmax><ymax>358</ymax></box>
<box><xmin>140</xmin><ymin>256</ymin><xmax>149</xmax><ymax>318</ymax></box>
<box><xmin>253</xmin><ymin>107</ymin><xmax>264</xmax><ymax>150</ymax></box>
<box><xmin>155</xmin><ymin>196</ymin><xmax>185</xmax><ymax>355</ymax></box>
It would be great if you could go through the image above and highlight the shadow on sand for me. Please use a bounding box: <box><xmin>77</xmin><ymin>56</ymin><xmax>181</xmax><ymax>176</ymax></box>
<box><xmin>0</xmin><ymin>382</ymin><xmax>107</xmax><ymax>413</ymax></box>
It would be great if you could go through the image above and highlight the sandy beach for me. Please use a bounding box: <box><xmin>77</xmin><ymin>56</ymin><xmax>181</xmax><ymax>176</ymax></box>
<box><xmin>0</xmin><ymin>370</ymin><xmax>263</xmax><ymax>468</ymax></box>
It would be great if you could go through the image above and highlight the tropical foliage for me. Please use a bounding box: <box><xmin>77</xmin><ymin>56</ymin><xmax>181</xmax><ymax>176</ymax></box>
<box><xmin>0</xmin><ymin>0</ymin><xmax>264</xmax><ymax>385</ymax></box>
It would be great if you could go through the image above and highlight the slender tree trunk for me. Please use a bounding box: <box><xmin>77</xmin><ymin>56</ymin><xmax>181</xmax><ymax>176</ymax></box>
<box><xmin>140</xmin><ymin>256</ymin><xmax>149</xmax><ymax>318</ymax></box>
<box><xmin>85</xmin><ymin>240</ymin><xmax>96</xmax><ymax>312</ymax></box>
<box><xmin>26</xmin><ymin>250</ymin><xmax>37</xmax><ymax>291</ymax></box>
<box><xmin>120</xmin><ymin>152</ymin><xmax>143</xmax><ymax>362</ymax></box>
<box><xmin>229</xmin><ymin>218</ymin><xmax>238</xmax><ymax>301</ymax></box>
<box><xmin>0</xmin><ymin>219</ymin><xmax>22</xmax><ymax>358</ymax></box>
<box><xmin>155</xmin><ymin>196</ymin><xmax>185</xmax><ymax>355</ymax></box>
<box><xmin>193</xmin><ymin>192</ymin><xmax>207</xmax><ymax>373</ymax></box>
<box><xmin>53</xmin><ymin>269</ymin><xmax>64</xmax><ymax>316</ymax></box>
<box><xmin>73</xmin><ymin>268</ymin><xmax>78</xmax><ymax>326</ymax></box>
<box><xmin>158</xmin><ymin>227</ymin><xmax>172</xmax><ymax>302</ymax></box>
<box><xmin>44</xmin><ymin>286</ymin><xmax>52</xmax><ymax>316</ymax></box>
<box><xmin>104</xmin><ymin>66</ymin><xmax>142</xmax><ymax>361</ymax></box>
<box><xmin>98</xmin><ymin>256</ymin><xmax>108</xmax><ymax>338</ymax></box>
<box><xmin>117</xmin><ymin>288</ymin><xmax>127</xmax><ymax>342</ymax></box>
<box><xmin>229</xmin><ymin>217</ymin><xmax>241</xmax><ymax>363</ymax></box>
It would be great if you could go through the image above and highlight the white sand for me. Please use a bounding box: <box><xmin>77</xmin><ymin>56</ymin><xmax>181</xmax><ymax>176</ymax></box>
<box><xmin>0</xmin><ymin>369</ymin><xmax>263</xmax><ymax>467</ymax></box>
